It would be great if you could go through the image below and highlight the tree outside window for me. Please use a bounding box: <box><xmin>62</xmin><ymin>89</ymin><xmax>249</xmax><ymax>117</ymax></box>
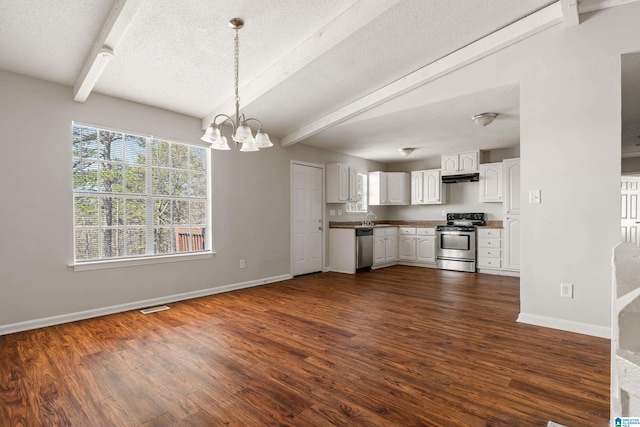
<box><xmin>72</xmin><ymin>124</ymin><xmax>210</xmax><ymax>262</ymax></box>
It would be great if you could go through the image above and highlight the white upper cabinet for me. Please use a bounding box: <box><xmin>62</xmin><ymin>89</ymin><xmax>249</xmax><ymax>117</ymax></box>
<box><xmin>479</xmin><ymin>162</ymin><xmax>503</xmax><ymax>202</ymax></box>
<box><xmin>411</xmin><ymin>169</ymin><xmax>445</xmax><ymax>205</ymax></box>
<box><xmin>503</xmin><ymin>158</ymin><xmax>521</xmax><ymax>215</ymax></box>
<box><xmin>326</xmin><ymin>163</ymin><xmax>358</xmax><ymax>203</ymax></box>
<box><xmin>369</xmin><ymin>171</ymin><xmax>409</xmax><ymax>205</ymax></box>
<box><xmin>441</xmin><ymin>150</ymin><xmax>479</xmax><ymax>176</ymax></box>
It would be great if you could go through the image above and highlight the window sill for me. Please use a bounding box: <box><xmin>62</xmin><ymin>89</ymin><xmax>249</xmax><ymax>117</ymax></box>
<box><xmin>70</xmin><ymin>251</ymin><xmax>215</xmax><ymax>271</ymax></box>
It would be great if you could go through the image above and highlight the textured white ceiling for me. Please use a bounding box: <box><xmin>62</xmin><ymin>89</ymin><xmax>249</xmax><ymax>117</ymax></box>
<box><xmin>301</xmin><ymin>84</ymin><xmax>521</xmax><ymax>162</ymax></box>
<box><xmin>93</xmin><ymin>0</ymin><xmax>361</xmax><ymax>117</ymax></box>
<box><xmin>2</xmin><ymin>0</ymin><xmax>632</xmax><ymax>164</ymax></box>
<box><xmin>0</xmin><ymin>0</ymin><xmax>116</xmax><ymax>85</ymax></box>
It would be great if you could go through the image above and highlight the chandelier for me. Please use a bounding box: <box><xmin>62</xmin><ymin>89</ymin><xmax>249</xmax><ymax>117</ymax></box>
<box><xmin>201</xmin><ymin>18</ymin><xmax>273</xmax><ymax>151</ymax></box>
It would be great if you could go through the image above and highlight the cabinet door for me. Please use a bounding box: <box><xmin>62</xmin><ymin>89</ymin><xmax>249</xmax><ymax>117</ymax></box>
<box><xmin>385</xmin><ymin>234</ymin><xmax>398</xmax><ymax>261</ymax></box>
<box><xmin>373</xmin><ymin>235</ymin><xmax>386</xmax><ymax>264</ymax></box>
<box><xmin>417</xmin><ymin>236</ymin><xmax>435</xmax><ymax>262</ymax></box>
<box><xmin>398</xmin><ymin>235</ymin><xmax>416</xmax><ymax>261</ymax></box>
<box><xmin>411</xmin><ymin>171</ymin><xmax>424</xmax><ymax>204</ymax></box>
<box><xmin>348</xmin><ymin>166</ymin><xmax>358</xmax><ymax>202</ymax></box>
<box><xmin>458</xmin><ymin>151</ymin><xmax>479</xmax><ymax>173</ymax></box>
<box><xmin>479</xmin><ymin>163</ymin><xmax>503</xmax><ymax>202</ymax></box>
<box><xmin>387</xmin><ymin>172</ymin><xmax>408</xmax><ymax>205</ymax></box>
<box><xmin>338</xmin><ymin>163</ymin><xmax>350</xmax><ymax>202</ymax></box>
<box><xmin>504</xmin><ymin>215</ymin><xmax>521</xmax><ymax>270</ymax></box>
<box><xmin>326</xmin><ymin>163</ymin><xmax>348</xmax><ymax>203</ymax></box>
<box><xmin>387</xmin><ymin>173</ymin><xmax>403</xmax><ymax>204</ymax></box>
<box><xmin>441</xmin><ymin>154</ymin><xmax>459</xmax><ymax>175</ymax></box>
<box><xmin>423</xmin><ymin>170</ymin><xmax>441</xmax><ymax>203</ymax></box>
<box><xmin>504</xmin><ymin>158</ymin><xmax>521</xmax><ymax>215</ymax></box>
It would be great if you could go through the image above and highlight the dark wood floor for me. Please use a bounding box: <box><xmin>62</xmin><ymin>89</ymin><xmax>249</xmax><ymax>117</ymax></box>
<box><xmin>0</xmin><ymin>266</ymin><xmax>610</xmax><ymax>426</ymax></box>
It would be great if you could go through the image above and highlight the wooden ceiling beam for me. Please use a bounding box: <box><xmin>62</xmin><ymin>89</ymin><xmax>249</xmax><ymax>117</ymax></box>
<box><xmin>279</xmin><ymin>2</ymin><xmax>564</xmax><ymax>147</ymax></box>
<box><xmin>560</xmin><ymin>0</ymin><xmax>580</xmax><ymax>27</ymax></box>
<box><xmin>73</xmin><ymin>0</ymin><xmax>144</xmax><ymax>102</ymax></box>
<box><xmin>200</xmin><ymin>0</ymin><xmax>404</xmax><ymax>130</ymax></box>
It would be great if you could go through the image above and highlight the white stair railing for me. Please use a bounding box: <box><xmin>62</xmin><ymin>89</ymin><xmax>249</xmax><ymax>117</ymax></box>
<box><xmin>612</xmin><ymin>242</ymin><xmax>640</xmax><ymax>420</ymax></box>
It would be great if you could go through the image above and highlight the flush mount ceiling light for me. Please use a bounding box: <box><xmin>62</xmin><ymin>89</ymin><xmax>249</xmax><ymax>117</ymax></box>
<box><xmin>399</xmin><ymin>148</ymin><xmax>416</xmax><ymax>157</ymax></box>
<box><xmin>201</xmin><ymin>18</ymin><xmax>272</xmax><ymax>152</ymax></box>
<box><xmin>471</xmin><ymin>112</ymin><xmax>499</xmax><ymax>127</ymax></box>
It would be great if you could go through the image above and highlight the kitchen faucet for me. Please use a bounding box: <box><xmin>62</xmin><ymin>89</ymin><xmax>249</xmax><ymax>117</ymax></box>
<box><xmin>362</xmin><ymin>212</ymin><xmax>377</xmax><ymax>226</ymax></box>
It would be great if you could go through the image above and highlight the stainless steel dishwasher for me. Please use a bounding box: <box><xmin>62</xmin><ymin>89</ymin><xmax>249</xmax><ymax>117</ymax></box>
<box><xmin>355</xmin><ymin>228</ymin><xmax>374</xmax><ymax>272</ymax></box>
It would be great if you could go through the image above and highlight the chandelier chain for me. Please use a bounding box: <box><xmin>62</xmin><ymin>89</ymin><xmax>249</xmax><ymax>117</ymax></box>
<box><xmin>234</xmin><ymin>28</ymin><xmax>240</xmax><ymax>105</ymax></box>
<box><xmin>201</xmin><ymin>18</ymin><xmax>272</xmax><ymax>151</ymax></box>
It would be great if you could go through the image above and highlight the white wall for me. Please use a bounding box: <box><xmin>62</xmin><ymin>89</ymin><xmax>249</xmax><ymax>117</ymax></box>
<box><xmin>347</xmin><ymin>3</ymin><xmax>639</xmax><ymax>336</ymax></box>
<box><xmin>0</xmin><ymin>71</ymin><xmax>279</xmax><ymax>328</ymax></box>
<box><xmin>499</xmin><ymin>5</ymin><xmax>639</xmax><ymax>335</ymax></box>
<box><xmin>1</xmin><ymin>3</ymin><xmax>638</xmax><ymax>337</ymax></box>
<box><xmin>390</xmin><ymin>181</ymin><xmax>504</xmax><ymax>221</ymax></box>
<box><xmin>0</xmin><ymin>70</ymin><xmax>385</xmax><ymax>331</ymax></box>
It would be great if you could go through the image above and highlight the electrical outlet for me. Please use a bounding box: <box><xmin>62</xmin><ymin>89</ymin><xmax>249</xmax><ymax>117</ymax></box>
<box><xmin>560</xmin><ymin>283</ymin><xmax>573</xmax><ymax>298</ymax></box>
<box><xmin>239</xmin><ymin>259</ymin><xmax>245</xmax><ymax>269</ymax></box>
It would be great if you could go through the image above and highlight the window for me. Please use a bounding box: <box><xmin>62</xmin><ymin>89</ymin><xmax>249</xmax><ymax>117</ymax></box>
<box><xmin>72</xmin><ymin>123</ymin><xmax>210</xmax><ymax>263</ymax></box>
<box><xmin>346</xmin><ymin>173</ymin><xmax>368</xmax><ymax>212</ymax></box>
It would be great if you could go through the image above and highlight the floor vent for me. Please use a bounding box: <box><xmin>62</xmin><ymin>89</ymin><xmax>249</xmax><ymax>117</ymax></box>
<box><xmin>140</xmin><ymin>305</ymin><xmax>170</xmax><ymax>314</ymax></box>
<box><xmin>547</xmin><ymin>422</ymin><xmax>566</xmax><ymax>427</ymax></box>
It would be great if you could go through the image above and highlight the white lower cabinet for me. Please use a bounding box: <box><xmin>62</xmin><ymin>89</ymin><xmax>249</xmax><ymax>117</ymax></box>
<box><xmin>417</xmin><ymin>236</ymin><xmax>436</xmax><ymax>263</ymax></box>
<box><xmin>477</xmin><ymin>228</ymin><xmax>502</xmax><ymax>270</ymax></box>
<box><xmin>374</xmin><ymin>227</ymin><xmax>398</xmax><ymax>266</ymax></box>
<box><xmin>398</xmin><ymin>227</ymin><xmax>436</xmax><ymax>263</ymax></box>
<box><xmin>398</xmin><ymin>229</ymin><xmax>417</xmax><ymax>261</ymax></box>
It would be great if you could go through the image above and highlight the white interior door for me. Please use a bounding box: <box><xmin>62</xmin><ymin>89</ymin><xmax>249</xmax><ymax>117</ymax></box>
<box><xmin>292</xmin><ymin>163</ymin><xmax>323</xmax><ymax>275</ymax></box>
<box><xmin>621</xmin><ymin>176</ymin><xmax>640</xmax><ymax>246</ymax></box>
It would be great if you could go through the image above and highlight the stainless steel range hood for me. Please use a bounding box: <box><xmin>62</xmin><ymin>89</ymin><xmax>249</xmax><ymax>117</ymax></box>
<box><xmin>441</xmin><ymin>173</ymin><xmax>480</xmax><ymax>184</ymax></box>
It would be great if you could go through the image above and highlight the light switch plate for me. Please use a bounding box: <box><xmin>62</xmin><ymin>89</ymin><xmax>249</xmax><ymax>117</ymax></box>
<box><xmin>529</xmin><ymin>190</ymin><xmax>541</xmax><ymax>204</ymax></box>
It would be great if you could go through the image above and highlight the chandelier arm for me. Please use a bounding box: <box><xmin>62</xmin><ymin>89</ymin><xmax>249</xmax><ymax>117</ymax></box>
<box><xmin>242</xmin><ymin>117</ymin><xmax>264</xmax><ymax>130</ymax></box>
<box><xmin>212</xmin><ymin>114</ymin><xmax>237</xmax><ymax>132</ymax></box>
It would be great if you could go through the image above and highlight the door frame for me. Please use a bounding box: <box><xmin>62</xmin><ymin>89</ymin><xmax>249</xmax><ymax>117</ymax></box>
<box><xmin>290</xmin><ymin>160</ymin><xmax>326</xmax><ymax>275</ymax></box>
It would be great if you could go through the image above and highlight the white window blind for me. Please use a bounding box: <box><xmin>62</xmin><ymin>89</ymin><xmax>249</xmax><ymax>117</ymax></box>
<box><xmin>72</xmin><ymin>123</ymin><xmax>210</xmax><ymax>262</ymax></box>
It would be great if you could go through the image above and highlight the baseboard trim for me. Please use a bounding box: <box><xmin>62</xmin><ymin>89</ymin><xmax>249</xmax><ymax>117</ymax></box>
<box><xmin>0</xmin><ymin>274</ymin><xmax>292</xmax><ymax>336</ymax></box>
<box><xmin>517</xmin><ymin>312</ymin><xmax>611</xmax><ymax>339</ymax></box>
<box><xmin>477</xmin><ymin>268</ymin><xmax>520</xmax><ymax>277</ymax></box>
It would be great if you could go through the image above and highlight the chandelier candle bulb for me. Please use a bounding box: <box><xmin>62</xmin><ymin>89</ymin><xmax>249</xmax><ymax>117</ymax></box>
<box><xmin>201</xmin><ymin>18</ymin><xmax>273</xmax><ymax>151</ymax></box>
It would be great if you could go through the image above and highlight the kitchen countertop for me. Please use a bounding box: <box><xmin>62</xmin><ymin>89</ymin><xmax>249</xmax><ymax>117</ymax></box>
<box><xmin>329</xmin><ymin>220</ymin><xmax>503</xmax><ymax>229</ymax></box>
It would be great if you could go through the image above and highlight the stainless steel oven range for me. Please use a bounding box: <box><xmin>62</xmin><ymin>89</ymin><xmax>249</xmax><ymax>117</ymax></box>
<box><xmin>436</xmin><ymin>213</ymin><xmax>486</xmax><ymax>273</ymax></box>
